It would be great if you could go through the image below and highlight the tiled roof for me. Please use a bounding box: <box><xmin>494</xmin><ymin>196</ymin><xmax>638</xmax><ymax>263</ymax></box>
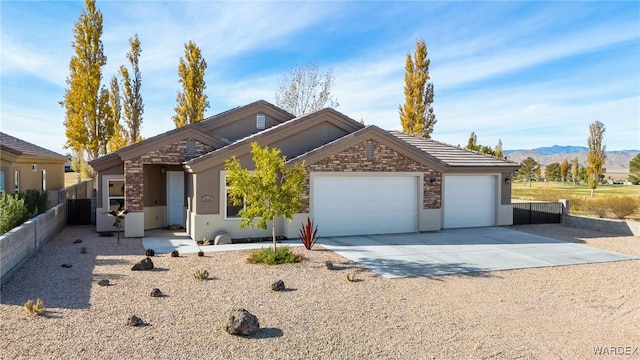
<box><xmin>0</xmin><ymin>132</ymin><xmax>67</xmax><ymax>159</ymax></box>
<box><xmin>389</xmin><ymin>131</ymin><xmax>520</xmax><ymax>168</ymax></box>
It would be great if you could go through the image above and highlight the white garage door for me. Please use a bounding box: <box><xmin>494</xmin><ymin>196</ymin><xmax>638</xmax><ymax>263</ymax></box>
<box><xmin>444</xmin><ymin>175</ymin><xmax>496</xmax><ymax>228</ymax></box>
<box><xmin>312</xmin><ymin>175</ymin><xmax>418</xmax><ymax>237</ymax></box>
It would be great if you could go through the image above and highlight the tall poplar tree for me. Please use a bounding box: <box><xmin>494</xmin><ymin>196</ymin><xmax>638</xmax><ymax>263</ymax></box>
<box><xmin>107</xmin><ymin>76</ymin><xmax>128</xmax><ymax>153</ymax></box>
<box><xmin>399</xmin><ymin>38</ymin><xmax>436</xmax><ymax>138</ymax></box>
<box><xmin>119</xmin><ymin>34</ymin><xmax>144</xmax><ymax>143</ymax></box>
<box><xmin>173</xmin><ymin>40</ymin><xmax>209</xmax><ymax>128</ymax></box>
<box><xmin>61</xmin><ymin>0</ymin><xmax>111</xmax><ymax>162</ymax></box>
<box><xmin>571</xmin><ymin>157</ymin><xmax>579</xmax><ymax>185</ymax></box>
<box><xmin>559</xmin><ymin>158</ymin><xmax>569</xmax><ymax>183</ymax></box>
<box><xmin>586</xmin><ymin>120</ymin><xmax>606</xmax><ymax>196</ymax></box>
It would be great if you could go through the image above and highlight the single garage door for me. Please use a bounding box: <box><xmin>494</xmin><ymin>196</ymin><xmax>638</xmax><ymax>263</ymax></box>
<box><xmin>312</xmin><ymin>175</ymin><xmax>418</xmax><ymax>237</ymax></box>
<box><xmin>444</xmin><ymin>175</ymin><xmax>496</xmax><ymax>228</ymax></box>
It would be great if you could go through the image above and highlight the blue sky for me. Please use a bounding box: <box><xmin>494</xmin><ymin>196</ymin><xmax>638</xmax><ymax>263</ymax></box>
<box><xmin>1</xmin><ymin>1</ymin><xmax>639</xmax><ymax>155</ymax></box>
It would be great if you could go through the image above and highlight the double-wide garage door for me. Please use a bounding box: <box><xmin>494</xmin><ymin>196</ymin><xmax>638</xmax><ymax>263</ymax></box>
<box><xmin>312</xmin><ymin>176</ymin><xmax>418</xmax><ymax>237</ymax></box>
<box><xmin>443</xmin><ymin>175</ymin><xmax>496</xmax><ymax>228</ymax></box>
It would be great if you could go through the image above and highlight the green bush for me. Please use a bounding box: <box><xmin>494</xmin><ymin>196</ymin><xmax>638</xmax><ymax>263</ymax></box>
<box><xmin>608</xmin><ymin>196</ymin><xmax>639</xmax><ymax>219</ymax></box>
<box><xmin>24</xmin><ymin>189</ymin><xmax>49</xmax><ymax>216</ymax></box>
<box><xmin>0</xmin><ymin>193</ymin><xmax>31</xmax><ymax>234</ymax></box>
<box><xmin>247</xmin><ymin>246</ymin><xmax>304</xmax><ymax>265</ymax></box>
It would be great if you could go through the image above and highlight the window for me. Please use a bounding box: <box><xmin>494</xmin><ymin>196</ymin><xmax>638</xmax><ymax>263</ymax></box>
<box><xmin>41</xmin><ymin>170</ymin><xmax>46</xmax><ymax>190</ymax></box>
<box><xmin>225</xmin><ymin>176</ymin><xmax>244</xmax><ymax>219</ymax></box>
<box><xmin>256</xmin><ymin>114</ymin><xmax>266</xmax><ymax>130</ymax></box>
<box><xmin>0</xmin><ymin>171</ymin><xmax>4</xmax><ymax>193</ymax></box>
<box><xmin>107</xmin><ymin>179</ymin><xmax>125</xmax><ymax>211</ymax></box>
<box><xmin>14</xmin><ymin>170</ymin><xmax>20</xmax><ymax>193</ymax></box>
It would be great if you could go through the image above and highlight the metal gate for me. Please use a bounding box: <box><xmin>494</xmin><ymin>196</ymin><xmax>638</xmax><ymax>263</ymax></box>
<box><xmin>67</xmin><ymin>199</ymin><xmax>92</xmax><ymax>225</ymax></box>
<box><xmin>513</xmin><ymin>202</ymin><xmax>562</xmax><ymax>225</ymax></box>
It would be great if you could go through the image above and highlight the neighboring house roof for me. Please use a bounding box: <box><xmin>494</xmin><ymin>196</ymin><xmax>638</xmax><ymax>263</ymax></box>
<box><xmin>389</xmin><ymin>131</ymin><xmax>520</xmax><ymax>171</ymax></box>
<box><xmin>0</xmin><ymin>132</ymin><xmax>67</xmax><ymax>161</ymax></box>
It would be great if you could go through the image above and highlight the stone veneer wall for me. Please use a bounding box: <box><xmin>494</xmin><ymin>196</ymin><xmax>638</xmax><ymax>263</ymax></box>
<box><xmin>302</xmin><ymin>140</ymin><xmax>441</xmax><ymax>212</ymax></box>
<box><xmin>125</xmin><ymin>139</ymin><xmax>215</xmax><ymax>212</ymax></box>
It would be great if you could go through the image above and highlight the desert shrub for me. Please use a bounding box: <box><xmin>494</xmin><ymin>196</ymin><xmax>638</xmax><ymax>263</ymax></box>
<box><xmin>567</xmin><ymin>195</ymin><xmax>588</xmax><ymax>215</ymax></box>
<box><xmin>586</xmin><ymin>197</ymin><xmax>609</xmax><ymax>218</ymax></box>
<box><xmin>534</xmin><ymin>188</ymin><xmax>564</xmax><ymax>202</ymax></box>
<box><xmin>0</xmin><ymin>193</ymin><xmax>31</xmax><ymax>234</ymax></box>
<box><xmin>23</xmin><ymin>298</ymin><xmax>46</xmax><ymax>316</ymax></box>
<box><xmin>24</xmin><ymin>189</ymin><xmax>49</xmax><ymax>215</ymax></box>
<box><xmin>608</xmin><ymin>196</ymin><xmax>639</xmax><ymax>219</ymax></box>
<box><xmin>247</xmin><ymin>246</ymin><xmax>304</xmax><ymax>265</ymax></box>
<box><xmin>193</xmin><ymin>269</ymin><xmax>209</xmax><ymax>280</ymax></box>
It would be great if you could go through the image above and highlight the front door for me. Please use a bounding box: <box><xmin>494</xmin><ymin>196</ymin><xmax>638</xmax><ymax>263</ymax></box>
<box><xmin>167</xmin><ymin>171</ymin><xmax>185</xmax><ymax>228</ymax></box>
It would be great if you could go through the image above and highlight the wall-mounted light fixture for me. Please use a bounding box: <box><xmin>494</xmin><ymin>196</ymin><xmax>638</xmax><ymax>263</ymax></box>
<box><xmin>161</xmin><ymin>165</ymin><xmax>166</xmax><ymax>174</ymax></box>
<box><xmin>428</xmin><ymin>177</ymin><xmax>437</xmax><ymax>186</ymax></box>
<box><xmin>504</xmin><ymin>178</ymin><xmax>511</xmax><ymax>184</ymax></box>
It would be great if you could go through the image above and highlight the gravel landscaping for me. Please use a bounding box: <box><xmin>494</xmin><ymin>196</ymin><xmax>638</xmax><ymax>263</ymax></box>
<box><xmin>1</xmin><ymin>224</ymin><xmax>638</xmax><ymax>359</ymax></box>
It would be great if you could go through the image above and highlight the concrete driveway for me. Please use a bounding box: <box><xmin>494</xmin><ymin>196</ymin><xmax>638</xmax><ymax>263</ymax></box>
<box><xmin>318</xmin><ymin>227</ymin><xmax>637</xmax><ymax>278</ymax></box>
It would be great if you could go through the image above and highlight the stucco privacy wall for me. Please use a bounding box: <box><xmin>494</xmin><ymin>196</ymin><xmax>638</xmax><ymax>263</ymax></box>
<box><xmin>0</xmin><ymin>204</ymin><xmax>66</xmax><ymax>286</ymax></box>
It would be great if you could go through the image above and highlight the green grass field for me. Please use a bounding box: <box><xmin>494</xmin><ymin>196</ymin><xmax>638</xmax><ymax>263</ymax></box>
<box><xmin>512</xmin><ymin>181</ymin><xmax>640</xmax><ymax>200</ymax></box>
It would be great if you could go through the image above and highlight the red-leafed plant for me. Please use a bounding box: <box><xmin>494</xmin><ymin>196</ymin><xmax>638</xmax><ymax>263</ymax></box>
<box><xmin>298</xmin><ymin>217</ymin><xmax>319</xmax><ymax>250</ymax></box>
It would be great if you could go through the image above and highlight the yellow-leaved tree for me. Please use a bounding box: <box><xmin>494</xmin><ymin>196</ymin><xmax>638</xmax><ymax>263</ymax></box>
<box><xmin>225</xmin><ymin>143</ymin><xmax>306</xmax><ymax>252</ymax></box>
<box><xmin>172</xmin><ymin>41</ymin><xmax>209</xmax><ymax>128</ymax></box>
<box><xmin>586</xmin><ymin>120</ymin><xmax>606</xmax><ymax>196</ymax></box>
<box><xmin>61</xmin><ymin>0</ymin><xmax>112</xmax><ymax>170</ymax></box>
<box><xmin>399</xmin><ymin>38</ymin><xmax>436</xmax><ymax>138</ymax></box>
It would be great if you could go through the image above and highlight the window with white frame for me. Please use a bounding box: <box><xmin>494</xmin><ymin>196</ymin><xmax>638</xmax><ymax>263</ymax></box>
<box><xmin>225</xmin><ymin>176</ymin><xmax>245</xmax><ymax>219</ymax></box>
<box><xmin>107</xmin><ymin>179</ymin><xmax>125</xmax><ymax>211</ymax></box>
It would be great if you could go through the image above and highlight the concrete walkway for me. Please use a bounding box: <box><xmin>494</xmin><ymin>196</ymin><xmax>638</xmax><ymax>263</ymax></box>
<box><xmin>318</xmin><ymin>227</ymin><xmax>638</xmax><ymax>278</ymax></box>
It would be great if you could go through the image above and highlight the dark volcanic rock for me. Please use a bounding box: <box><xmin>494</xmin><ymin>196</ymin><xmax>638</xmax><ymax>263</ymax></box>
<box><xmin>271</xmin><ymin>280</ymin><xmax>285</xmax><ymax>291</ymax></box>
<box><xmin>131</xmin><ymin>257</ymin><xmax>154</xmax><ymax>271</ymax></box>
<box><xmin>225</xmin><ymin>308</ymin><xmax>260</xmax><ymax>336</ymax></box>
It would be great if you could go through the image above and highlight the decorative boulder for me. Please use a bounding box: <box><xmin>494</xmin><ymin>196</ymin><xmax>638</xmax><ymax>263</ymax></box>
<box><xmin>214</xmin><ymin>231</ymin><xmax>231</xmax><ymax>245</ymax></box>
<box><xmin>170</xmin><ymin>250</ymin><xmax>180</xmax><ymax>257</ymax></box>
<box><xmin>145</xmin><ymin>248</ymin><xmax>155</xmax><ymax>257</ymax></box>
<box><xmin>150</xmin><ymin>288</ymin><xmax>163</xmax><ymax>297</ymax></box>
<box><xmin>73</xmin><ymin>239</ymin><xmax>82</xmax><ymax>244</ymax></box>
<box><xmin>271</xmin><ymin>280</ymin><xmax>285</xmax><ymax>292</ymax></box>
<box><xmin>131</xmin><ymin>257</ymin><xmax>154</xmax><ymax>271</ymax></box>
<box><xmin>225</xmin><ymin>308</ymin><xmax>260</xmax><ymax>336</ymax></box>
<box><xmin>127</xmin><ymin>315</ymin><xmax>145</xmax><ymax>327</ymax></box>
<box><xmin>61</xmin><ymin>263</ymin><xmax>73</xmax><ymax>268</ymax></box>
<box><xmin>325</xmin><ymin>261</ymin><xmax>335</xmax><ymax>270</ymax></box>
<box><xmin>98</xmin><ymin>279</ymin><xmax>110</xmax><ymax>286</ymax></box>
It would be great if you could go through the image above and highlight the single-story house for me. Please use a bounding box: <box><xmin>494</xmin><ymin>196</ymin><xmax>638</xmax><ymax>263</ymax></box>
<box><xmin>89</xmin><ymin>100</ymin><xmax>520</xmax><ymax>239</ymax></box>
<box><xmin>0</xmin><ymin>132</ymin><xmax>67</xmax><ymax>194</ymax></box>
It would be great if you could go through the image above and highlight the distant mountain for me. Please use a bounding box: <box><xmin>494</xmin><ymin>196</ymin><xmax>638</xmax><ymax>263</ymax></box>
<box><xmin>504</xmin><ymin>145</ymin><xmax>587</xmax><ymax>155</ymax></box>
<box><xmin>504</xmin><ymin>146</ymin><xmax>639</xmax><ymax>174</ymax></box>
